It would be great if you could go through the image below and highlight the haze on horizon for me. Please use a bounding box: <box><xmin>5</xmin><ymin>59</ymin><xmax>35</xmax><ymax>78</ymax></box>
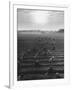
<box><xmin>17</xmin><ymin>8</ymin><xmax>64</xmax><ymax>31</ymax></box>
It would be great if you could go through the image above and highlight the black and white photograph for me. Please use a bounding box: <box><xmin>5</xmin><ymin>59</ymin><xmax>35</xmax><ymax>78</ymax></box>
<box><xmin>17</xmin><ymin>8</ymin><xmax>64</xmax><ymax>81</ymax></box>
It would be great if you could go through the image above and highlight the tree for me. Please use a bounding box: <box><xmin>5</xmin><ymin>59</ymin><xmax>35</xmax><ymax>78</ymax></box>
<box><xmin>58</xmin><ymin>29</ymin><xmax>64</xmax><ymax>33</ymax></box>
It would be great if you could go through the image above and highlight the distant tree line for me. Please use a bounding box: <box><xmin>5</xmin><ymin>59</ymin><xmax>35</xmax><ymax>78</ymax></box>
<box><xmin>58</xmin><ymin>29</ymin><xmax>64</xmax><ymax>33</ymax></box>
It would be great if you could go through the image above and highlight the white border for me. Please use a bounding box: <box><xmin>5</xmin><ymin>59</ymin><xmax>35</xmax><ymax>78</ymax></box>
<box><xmin>9</xmin><ymin>2</ymin><xmax>70</xmax><ymax>88</ymax></box>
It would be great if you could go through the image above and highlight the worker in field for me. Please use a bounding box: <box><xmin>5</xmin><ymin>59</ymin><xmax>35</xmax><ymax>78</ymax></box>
<box><xmin>44</xmin><ymin>55</ymin><xmax>55</xmax><ymax>78</ymax></box>
<box><xmin>33</xmin><ymin>59</ymin><xmax>40</xmax><ymax>67</ymax></box>
<box><xmin>33</xmin><ymin>47</ymin><xmax>46</xmax><ymax>67</ymax></box>
<box><xmin>47</xmin><ymin>50</ymin><xmax>52</xmax><ymax>57</ymax></box>
<box><xmin>33</xmin><ymin>49</ymin><xmax>40</xmax><ymax>67</ymax></box>
<box><xmin>51</xmin><ymin>38</ymin><xmax>56</xmax><ymax>50</ymax></box>
<box><xmin>17</xmin><ymin>59</ymin><xmax>21</xmax><ymax>79</ymax></box>
<box><xmin>56</xmin><ymin>72</ymin><xmax>61</xmax><ymax>78</ymax></box>
<box><xmin>49</xmin><ymin>55</ymin><xmax>55</xmax><ymax>65</ymax></box>
<box><xmin>46</xmin><ymin>49</ymin><xmax>54</xmax><ymax>66</ymax></box>
<box><xmin>44</xmin><ymin>55</ymin><xmax>55</xmax><ymax>79</ymax></box>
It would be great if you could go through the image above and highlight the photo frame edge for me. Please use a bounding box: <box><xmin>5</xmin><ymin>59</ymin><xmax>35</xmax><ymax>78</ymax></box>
<box><xmin>9</xmin><ymin>1</ymin><xmax>70</xmax><ymax>88</ymax></box>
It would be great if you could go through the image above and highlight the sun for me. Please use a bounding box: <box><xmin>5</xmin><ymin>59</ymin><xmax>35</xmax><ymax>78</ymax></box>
<box><xmin>31</xmin><ymin>11</ymin><xmax>49</xmax><ymax>25</ymax></box>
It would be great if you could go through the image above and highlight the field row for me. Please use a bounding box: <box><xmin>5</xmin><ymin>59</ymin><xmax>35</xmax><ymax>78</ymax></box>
<box><xmin>18</xmin><ymin>73</ymin><xmax>64</xmax><ymax>80</ymax></box>
<box><xmin>19</xmin><ymin>62</ymin><xmax>64</xmax><ymax>67</ymax></box>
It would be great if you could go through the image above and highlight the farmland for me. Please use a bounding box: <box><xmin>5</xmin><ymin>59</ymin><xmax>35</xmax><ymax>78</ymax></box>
<box><xmin>17</xmin><ymin>31</ymin><xmax>64</xmax><ymax>81</ymax></box>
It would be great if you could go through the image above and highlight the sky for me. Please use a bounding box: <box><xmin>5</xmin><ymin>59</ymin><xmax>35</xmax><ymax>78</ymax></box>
<box><xmin>17</xmin><ymin>8</ymin><xmax>64</xmax><ymax>31</ymax></box>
